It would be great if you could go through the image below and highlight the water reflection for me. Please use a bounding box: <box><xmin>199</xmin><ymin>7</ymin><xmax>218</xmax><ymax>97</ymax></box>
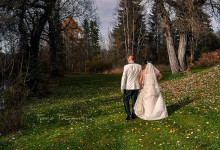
<box><xmin>0</xmin><ymin>82</ymin><xmax>8</xmax><ymax>110</ymax></box>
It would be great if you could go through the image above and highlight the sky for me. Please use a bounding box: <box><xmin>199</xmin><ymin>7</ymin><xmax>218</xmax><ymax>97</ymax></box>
<box><xmin>96</xmin><ymin>0</ymin><xmax>118</xmax><ymax>40</ymax></box>
<box><xmin>96</xmin><ymin>0</ymin><xmax>219</xmax><ymax>43</ymax></box>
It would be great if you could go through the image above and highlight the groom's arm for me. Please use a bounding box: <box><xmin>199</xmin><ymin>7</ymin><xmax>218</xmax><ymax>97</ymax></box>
<box><xmin>121</xmin><ymin>66</ymin><xmax>127</xmax><ymax>93</ymax></box>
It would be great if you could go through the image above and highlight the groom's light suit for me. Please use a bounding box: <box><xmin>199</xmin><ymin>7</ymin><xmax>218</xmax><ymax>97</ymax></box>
<box><xmin>121</xmin><ymin>62</ymin><xmax>142</xmax><ymax>117</ymax></box>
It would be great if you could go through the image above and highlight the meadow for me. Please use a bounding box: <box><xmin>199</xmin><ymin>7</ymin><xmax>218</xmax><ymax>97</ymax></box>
<box><xmin>0</xmin><ymin>64</ymin><xmax>219</xmax><ymax>150</ymax></box>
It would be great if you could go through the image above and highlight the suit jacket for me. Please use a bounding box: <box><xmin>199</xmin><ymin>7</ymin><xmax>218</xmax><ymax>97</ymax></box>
<box><xmin>121</xmin><ymin>63</ymin><xmax>142</xmax><ymax>90</ymax></box>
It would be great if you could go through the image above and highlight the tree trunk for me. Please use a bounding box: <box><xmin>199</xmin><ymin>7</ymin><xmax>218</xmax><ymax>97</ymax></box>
<box><xmin>48</xmin><ymin>1</ymin><xmax>65</xmax><ymax>77</ymax></box>
<box><xmin>122</xmin><ymin>3</ymin><xmax>128</xmax><ymax>55</ymax></box>
<box><xmin>164</xmin><ymin>32</ymin><xmax>180</xmax><ymax>73</ymax></box>
<box><xmin>18</xmin><ymin>5</ymin><xmax>49</xmax><ymax>89</ymax></box>
<box><xmin>126</xmin><ymin>1</ymin><xmax>131</xmax><ymax>55</ymax></box>
<box><xmin>178</xmin><ymin>33</ymin><xmax>187</xmax><ymax>71</ymax></box>
<box><xmin>157</xmin><ymin>1</ymin><xmax>180</xmax><ymax>73</ymax></box>
<box><xmin>190</xmin><ymin>38</ymin><xmax>198</xmax><ymax>64</ymax></box>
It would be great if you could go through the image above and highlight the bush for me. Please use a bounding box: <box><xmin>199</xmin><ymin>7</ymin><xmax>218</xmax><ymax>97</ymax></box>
<box><xmin>34</xmin><ymin>75</ymin><xmax>52</xmax><ymax>98</ymax></box>
<box><xmin>86</xmin><ymin>55</ymin><xmax>112</xmax><ymax>73</ymax></box>
<box><xmin>0</xmin><ymin>73</ymin><xmax>51</xmax><ymax>136</ymax></box>
<box><xmin>195</xmin><ymin>50</ymin><xmax>220</xmax><ymax>68</ymax></box>
<box><xmin>104</xmin><ymin>68</ymin><xmax>123</xmax><ymax>74</ymax></box>
<box><xmin>0</xmin><ymin>84</ymin><xmax>29</xmax><ymax>136</ymax></box>
<box><xmin>0</xmin><ymin>108</ymin><xmax>23</xmax><ymax>136</ymax></box>
<box><xmin>200</xmin><ymin>46</ymin><xmax>210</xmax><ymax>55</ymax></box>
<box><xmin>3</xmin><ymin>84</ymin><xmax>29</xmax><ymax>107</ymax></box>
<box><xmin>154</xmin><ymin>64</ymin><xmax>171</xmax><ymax>72</ymax></box>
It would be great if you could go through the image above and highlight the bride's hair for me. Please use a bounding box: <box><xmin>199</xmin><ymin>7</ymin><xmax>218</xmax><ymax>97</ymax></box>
<box><xmin>144</xmin><ymin>58</ymin><xmax>152</xmax><ymax>64</ymax></box>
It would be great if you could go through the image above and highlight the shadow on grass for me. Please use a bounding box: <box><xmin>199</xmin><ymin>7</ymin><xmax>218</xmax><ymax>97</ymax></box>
<box><xmin>167</xmin><ymin>98</ymin><xmax>194</xmax><ymax>116</ymax></box>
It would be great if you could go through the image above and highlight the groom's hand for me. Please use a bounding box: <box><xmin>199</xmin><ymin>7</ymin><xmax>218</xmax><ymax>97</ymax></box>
<box><xmin>121</xmin><ymin>89</ymin><xmax>124</xmax><ymax>94</ymax></box>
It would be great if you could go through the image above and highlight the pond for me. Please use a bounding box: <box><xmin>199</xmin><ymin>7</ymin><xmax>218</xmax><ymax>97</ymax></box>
<box><xmin>0</xmin><ymin>82</ymin><xmax>8</xmax><ymax>110</ymax></box>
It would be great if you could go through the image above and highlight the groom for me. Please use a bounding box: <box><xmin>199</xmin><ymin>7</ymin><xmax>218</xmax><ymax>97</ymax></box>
<box><xmin>121</xmin><ymin>55</ymin><xmax>142</xmax><ymax>120</ymax></box>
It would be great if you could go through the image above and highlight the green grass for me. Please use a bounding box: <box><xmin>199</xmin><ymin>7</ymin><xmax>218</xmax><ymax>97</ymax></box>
<box><xmin>0</xmin><ymin>65</ymin><xmax>219</xmax><ymax>150</ymax></box>
<box><xmin>160</xmin><ymin>72</ymin><xmax>186</xmax><ymax>82</ymax></box>
<box><xmin>191</xmin><ymin>68</ymin><xmax>208</xmax><ymax>73</ymax></box>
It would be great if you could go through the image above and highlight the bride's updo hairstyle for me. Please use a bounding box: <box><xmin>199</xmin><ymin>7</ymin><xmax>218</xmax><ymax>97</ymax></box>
<box><xmin>144</xmin><ymin>58</ymin><xmax>152</xmax><ymax>64</ymax></box>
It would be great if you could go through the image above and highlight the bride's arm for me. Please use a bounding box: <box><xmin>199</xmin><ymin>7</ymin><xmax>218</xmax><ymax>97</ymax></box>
<box><xmin>139</xmin><ymin>70</ymin><xmax>145</xmax><ymax>89</ymax></box>
<box><xmin>158</xmin><ymin>72</ymin><xmax>162</xmax><ymax>81</ymax></box>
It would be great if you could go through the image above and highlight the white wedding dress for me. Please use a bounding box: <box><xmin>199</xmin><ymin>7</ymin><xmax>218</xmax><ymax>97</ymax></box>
<box><xmin>134</xmin><ymin>63</ymin><xmax>168</xmax><ymax>120</ymax></box>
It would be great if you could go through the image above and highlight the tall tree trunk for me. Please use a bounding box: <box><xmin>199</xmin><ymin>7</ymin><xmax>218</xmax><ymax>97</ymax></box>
<box><xmin>157</xmin><ymin>1</ymin><xmax>180</xmax><ymax>73</ymax></box>
<box><xmin>122</xmin><ymin>4</ymin><xmax>128</xmax><ymax>56</ymax></box>
<box><xmin>18</xmin><ymin>5</ymin><xmax>49</xmax><ymax>89</ymax></box>
<box><xmin>190</xmin><ymin>38</ymin><xmax>198</xmax><ymax>64</ymax></box>
<box><xmin>48</xmin><ymin>1</ymin><xmax>65</xmax><ymax>77</ymax></box>
<box><xmin>132</xmin><ymin>6</ymin><xmax>135</xmax><ymax>55</ymax></box>
<box><xmin>164</xmin><ymin>31</ymin><xmax>180</xmax><ymax>73</ymax></box>
<box><xmin>18</xmin><ymin>9</ymin><xmax>30</xmax><ymax>72</ymax></box>
<box><xmin>126</xmin><ymin>2</ymin><xmax>130</xmax><ymax>55</ymax></box>
<box><xmin>178</xmin><ymin>33</ymin><xmax>187</xmax><ymax>71</ymax></box>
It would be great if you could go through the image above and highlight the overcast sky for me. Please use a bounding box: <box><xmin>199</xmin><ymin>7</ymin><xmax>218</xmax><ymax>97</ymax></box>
<box><xmin>96</xmin><ymin>0</ymin><xmax>219</xmax><ymax>40</ymax></box>
<box><xmin>96</xmin><ymin>0</ymin><xmax>118</xmax><ymax>39</ymax></box>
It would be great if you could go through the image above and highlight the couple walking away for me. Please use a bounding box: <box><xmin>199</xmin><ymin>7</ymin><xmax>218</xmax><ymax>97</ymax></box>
<box><xmin>121</xmin><ymin>55</ymin><xmax>168</xmax><ymax>120</ymax></box>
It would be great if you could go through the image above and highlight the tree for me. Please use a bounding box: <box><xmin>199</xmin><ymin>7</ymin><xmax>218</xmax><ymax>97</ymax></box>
<box><xmin>112</xmin><ymin>0</ymin><xmax>147</xmax><ymax>66</ymax></box>
<box><xmin>155</xmin><ymin>0</ymin><xmax>180</xmax><ymax>73</ymax></box>
<box><xmin>82</xmin><ymin>19</ymin><xmax>91</xmax><ymax>59</ymax></box>
<box><xmin>147</xmin><ymin>3</ymin><xmax>165</xmax><ymax>63</ymax></box>
<box><xmin>90</xmin><ymin>20</ymin><xmax>100</xmax><ymax>56</ymax></box>
<box><xmin>4</xmin><ymin>0</ymin><xmax>54</xmax><ymax>89</ymax></box>
<box><xmin>0</xmin><ymin>0</ymin><xmax>97</xmax><ymax>87</ymax></box>
<box><xmin>155</xmin><ymin>0</ymin><xmax>213</xmax><ymax>73</ymax></box>
<box><xmin>48</xmin><ymin>0</ymin><xmax>65</xmax><ymax>77</ymax></box>
<box><xmin>62</xmin><ymin>17</ymin><xmax>83</xmax><ymax>72</ymax></box>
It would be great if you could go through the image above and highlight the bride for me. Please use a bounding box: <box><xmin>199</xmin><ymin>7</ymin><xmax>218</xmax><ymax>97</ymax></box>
<box><xmin>134</xmin><ymin>58</ymin><xmax>168</xmax><ymax>120</ymax></box>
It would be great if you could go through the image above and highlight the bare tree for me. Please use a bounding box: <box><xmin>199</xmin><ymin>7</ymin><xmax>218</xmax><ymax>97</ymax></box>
<box><xmin>154</xmin><ymin>0</ymin><xmax>214</xmax><ymax>73</ymax></box>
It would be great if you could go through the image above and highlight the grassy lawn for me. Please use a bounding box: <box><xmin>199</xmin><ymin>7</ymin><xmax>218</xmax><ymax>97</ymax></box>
<box><xmin>0</xmin><ymin>65</ymin><xmax>219</xmax><ymax>150</ymax></box>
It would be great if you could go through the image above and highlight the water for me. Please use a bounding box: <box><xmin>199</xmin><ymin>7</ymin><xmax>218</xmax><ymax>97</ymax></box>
<box><xmin>0</xmin><ymin>83</ymin><xmax>7</xmax><ymax>110</ymax></box>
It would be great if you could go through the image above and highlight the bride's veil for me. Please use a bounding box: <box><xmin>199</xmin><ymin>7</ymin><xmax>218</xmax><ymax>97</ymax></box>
<box><xmin>145</xmin><ymin>63</ymin><xmax>157</xmax><ymax>85</ymax></box>
<box><xmin>134</xmin><ymin>63</ymin><xmax>160</xmax><ymax>116</ymax></box>
<box><xmin>143</xmin><ymin>63</ymin><xmax>160</xmax><ymax>97</ymax></box>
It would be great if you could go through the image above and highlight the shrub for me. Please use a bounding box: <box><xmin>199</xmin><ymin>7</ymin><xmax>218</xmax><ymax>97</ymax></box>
<box><xmin>104</xmin><ymin>68</ymin><xmax>123</xmax><ymax>74</ymax></box>
<box><xmin>86</xmin><ymin>55</ymin><xmax>112</xmax><ymax>73</ymax></box>
<box><xmin>0</xmin><ymin>72</ymin><xmax>51</xmax><ymax>136</ymax></box>
<box><xmin>0</xmin><ymin>108</ymin><xmax>23</xmax><ymax>136</ymax></box>
<box><xmin>200</xmin><ymin>46</ymin><xmax>210</xmax><ymax>55</ymax></box>
<box><xmin>104</xmin><ymin>64</ymin><xmax>170</xmax><ymax>75</ymax></box>
<box><xmin>0</xmin><ymin>84</ymin><xmax>29</xmax><ymax>136</ymax></box>
<box><xmin>4</xmin><ymin>84</ymin><xmax>29</xmax><ymax>106</ymax></box>
<box><xmin>195</xmin><ymin>50</ymin><xmax>220</xmax><ymax>68</ymax></box>
<box><xmin>34</xmin><ymin>75</ymin><xmax>52</xmax><ymax>98</ymax></box>
<box><xmin>154</xmin><ymin>64</ymin><xmax>171</xmax><ymax>72</ymax></box>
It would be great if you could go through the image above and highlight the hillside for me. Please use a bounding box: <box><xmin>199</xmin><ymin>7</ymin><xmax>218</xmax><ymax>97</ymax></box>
<box><xmin>0</xmin><ymin>64</ymin><xmax>219</xmax><ymax>149</ymax></box>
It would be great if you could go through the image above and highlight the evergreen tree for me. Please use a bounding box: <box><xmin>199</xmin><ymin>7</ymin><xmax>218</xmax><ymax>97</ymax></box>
<box><xmin>148</xmin><ymin>3</ymin><xmax>162</xmax><ymax>62</ymax></box>
<box><xmin>112</xmin><ymin>0</ymin><xmax>147</xmax><ymax>65</ymax></box>
<box><xmin>82</xmin><ymin>19</ymin><xmax>100</xmax><ymax>59</ymax></box>
<box><xmin>49</xmin><ymin>0</ymin><xmax>66</xmax><ymax>77</ymax></box>
<box><xmin>90</xmin><ymin>20</ymin><xmax>100</xmax><ymax>56</ymax></box>
<box><xmin>82</xmin><ymin>19</ymin><xmax>91</xmax><ymax>59</ymax></box>
<box><xmin>147</xmin><ymin>3</ymin><xmax>170</xmax><ymax>64</ymax></box>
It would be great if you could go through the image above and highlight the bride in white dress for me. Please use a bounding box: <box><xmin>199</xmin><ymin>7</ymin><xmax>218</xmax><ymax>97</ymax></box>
<box><xmin>134</xmin><ymin>58</ymin><xmax>168</xmax><ymax>120</ymax></box>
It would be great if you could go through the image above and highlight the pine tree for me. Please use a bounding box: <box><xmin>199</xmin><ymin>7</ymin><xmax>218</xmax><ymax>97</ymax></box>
<box><xmin>112</xmin><ymin>0</ymin><xmax>147</xmax><ymax>65</ymax></box>
<box><xmin>49</xmin><ymin>0</ymin><xmax>66</xmax><ymax>77</ymax></box>
<box><xmin>82</xmin><ymin>19</ymin><xmax>100</xmax><ymax>59</ymax></box>
<box><xmin>82</xmin><ymin>19</ymin><xmax>91</xmax><ymax>59</ymax></box>
<box><xmin>147</xmin><ymin>3</ymin><xmax>163</xmax><ymax>62</ymax></box>
<box><xmin>90</xmin><ymin>20</ymin><xmax>100</xmax><ymax>56</ymax></box>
